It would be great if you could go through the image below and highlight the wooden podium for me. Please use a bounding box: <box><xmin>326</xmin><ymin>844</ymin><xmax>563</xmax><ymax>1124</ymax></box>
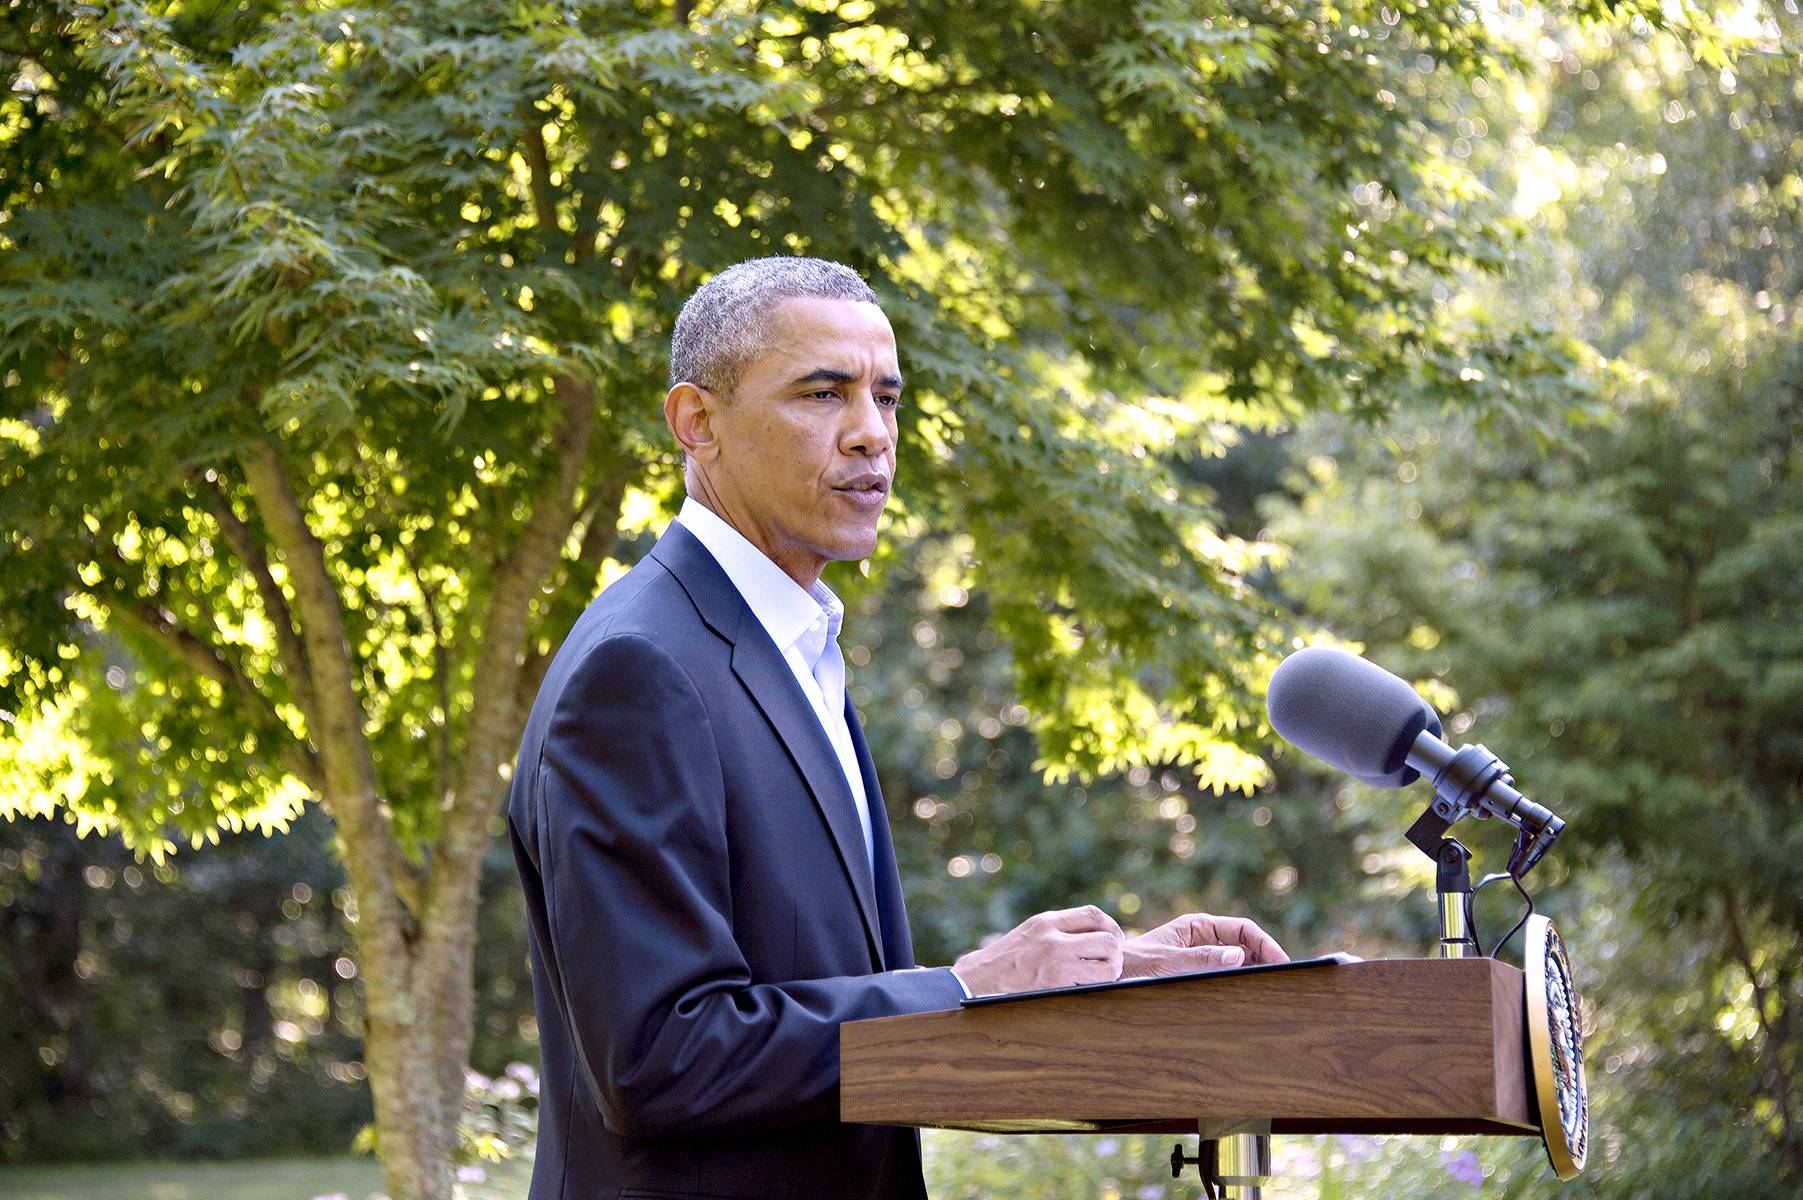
<box><xmin>841</xmin><ymin>957</ymin><xmax>1539</xmax><ymax>1138</ymax></box>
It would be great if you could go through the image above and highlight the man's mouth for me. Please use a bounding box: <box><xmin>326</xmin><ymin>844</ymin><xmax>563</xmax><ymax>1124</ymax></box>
<box><xmin>832</xmin><ymin>474</ymin><xmax>890</xmax><ymax>508</ymax></box>
<box><xmin>832</xmin><ymin>474</ymin><xmax>890</xmax><ymax>496</ymax></box>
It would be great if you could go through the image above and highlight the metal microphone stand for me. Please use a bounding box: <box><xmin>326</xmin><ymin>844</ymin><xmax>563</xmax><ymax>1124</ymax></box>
<box><xmin>1404</xmin><ymin>735</ymin><xmax>1562</xmax><ymax>959</ymax></box>
<box><xmin>1406</xmin><ymin>813</ymin><xmax>1479</xmax><ymax>959</ymax></box>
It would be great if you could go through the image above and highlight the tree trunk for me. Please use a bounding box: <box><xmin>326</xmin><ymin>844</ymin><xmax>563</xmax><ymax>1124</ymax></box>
<box><xmin>405</xmin><ymin>376</ymin><xmax>606</xmax><ymax>1167</ymax></box>
<box><xmin>430</xmin><ymin>892</ymin><xmax>481</xmax><ymax>1164</ymax></box>
<box><xmin>236</xmin><ymin>404</ymin><xmax>611</xmax><ymax>1196</ymax></box>
<box><xmin>242</xmin><ymin>442</ymin><xmax>456</xmax><ymax>1200</ymax></box>
<box><xmin>353</xmin><ymin>895</ymin><xmax>451</xmax><ymax>1200</ymax></box>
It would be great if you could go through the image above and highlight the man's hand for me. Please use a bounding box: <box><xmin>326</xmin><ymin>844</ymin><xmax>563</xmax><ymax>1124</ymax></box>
<box><xmin>950</xmin><ymin>905</ymin><xmax>1124</xmax><ymax>996</ymax></box>
<box><xmin>1119</xmin><ymin>912</ymin><xmax>1289</xmax><ymax>978</ymax></box>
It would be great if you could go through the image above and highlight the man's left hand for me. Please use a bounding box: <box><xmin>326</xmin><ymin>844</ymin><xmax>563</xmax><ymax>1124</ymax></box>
<box><xmin>1119</xmin><ymin>912</ymin><xmax>1289</xmax><ymax>978</ymax></box>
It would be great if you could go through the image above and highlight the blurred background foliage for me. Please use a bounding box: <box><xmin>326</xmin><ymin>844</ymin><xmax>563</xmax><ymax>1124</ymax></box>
<box><xmin>3</xmin><ymin>0</ymin><xmax>1800</xmax><ymax>1197</ymax></box>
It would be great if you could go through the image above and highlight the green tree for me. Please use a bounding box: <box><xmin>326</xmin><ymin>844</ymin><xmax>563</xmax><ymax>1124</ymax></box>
<box><xmin>861</xmin><ymin>538</ymin><xmax>1386</xmax><ymax>970</ymax></box>
<box><xmin>0</xmin><ymin>1</ymin><xmax>1653</xmax><ymax>1195</ymax></box>
<box><xmin>1252</xmin><ymin>8</ymin><xmax>1803</xmax><ymax>1191</ymax></box>
<box><xmin>1275</xmin><ymin>331</ymin><xmax>1803</xmax><ymax>1194</ymax></box>
<box><xmin>0</xmin><ymin>803</ymin><xmax>539</xmax><ymax>1165</ymax></box>
<box><xmin>1269</xmin><ymin>19</ymin><xmax>1803</xmax><ymax>1163</ymax></box>
<box><xmin>0</xmin><ymin>809</ymin><xmax>375</xmax><ymax>1162</ymax></box>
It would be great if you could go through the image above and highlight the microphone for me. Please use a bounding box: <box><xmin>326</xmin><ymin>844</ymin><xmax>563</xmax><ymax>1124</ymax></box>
<box><xmin>1266</xmin><ymin>646</ymin><xmax>1443</xmax><ymax>788</ymax></box>
<box><xmin>1267</xmin><ymin>647</ymin><xmax>1564</xmax><ymax>876</ymax></box>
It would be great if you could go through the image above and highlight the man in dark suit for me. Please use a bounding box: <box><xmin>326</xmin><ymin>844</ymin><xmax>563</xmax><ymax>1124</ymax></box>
<box><xmin>507</xmin><ymin>257</ymin><xmax>1285</xmax><ymax>1200</ymax></box>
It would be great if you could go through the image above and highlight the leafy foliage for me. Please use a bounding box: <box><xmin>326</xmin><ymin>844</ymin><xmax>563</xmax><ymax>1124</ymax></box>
<box><xmin>3</xmin><ymin>0</ymin><xmax>1611</xmax><ymax>857</ymax></box>
<box><xmin>0</xmin><ymin>808</ymin><xmax>372</xmax><ymax>1161</ymax></box>
<box><xmin>0</xmin><ymin>0</ymin><xmax>1753</xmax><ymax>1195</ymax></box>
<box><xmin>1274</xmin><ymin>319</ymin><xmax>1803</xmax><ymax>1195</ymax></box>
<box><xmin>1266</xmin><ymin>8</ymin><xmax>1803</xmax><ymax>1186</ymax></box>
<box><xmin>0</xmin><ymin>803</ymin><xmax>539</xmax><ymax>1164</ymax></box>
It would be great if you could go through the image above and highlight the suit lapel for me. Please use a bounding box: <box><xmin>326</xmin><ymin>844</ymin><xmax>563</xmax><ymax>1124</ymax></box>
<box><xmin>652</xmin><ymin>524</ymin><xmax>887</xmax><ymax>970</ymax></box>
<box><xmin>848</xmin><ymin>703</ymin><xmax>915</xmax><ymax>969</ymax></box>
<box><xmin>730</xmin><ymin>616</ymin><xmax>886</xmax><ymax>969</ymax></box>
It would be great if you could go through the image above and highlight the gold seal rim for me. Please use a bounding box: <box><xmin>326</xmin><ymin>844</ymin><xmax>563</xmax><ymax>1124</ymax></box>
<box><xmin>1526</xmin><ymin>913</ymin><xmax>1587</xmax><ymax>1181</ymax></box>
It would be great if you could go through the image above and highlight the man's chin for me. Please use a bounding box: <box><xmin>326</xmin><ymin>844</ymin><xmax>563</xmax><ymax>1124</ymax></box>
<box><xmin>820</xmin><ymin>527</ymin><xmax>881</xmax><ymax>565</ymax></box>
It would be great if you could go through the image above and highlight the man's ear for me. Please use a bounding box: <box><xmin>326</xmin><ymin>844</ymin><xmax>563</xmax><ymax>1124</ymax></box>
<box><xmin>665</xmin><ymin>382</ymin><xmax>721</xmax><ymax>463</ymax></box>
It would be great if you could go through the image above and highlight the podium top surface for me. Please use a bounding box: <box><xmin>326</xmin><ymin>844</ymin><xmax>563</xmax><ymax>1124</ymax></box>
<box><xmin>841</xmin><ymin>957</ymin><xmax>1538</xmax><ymax>1137</ymax></box>
<box><xmin>960</xmin><ymin>952</ymin><xmax>1362</xmax><ymax>1008</ymax></box>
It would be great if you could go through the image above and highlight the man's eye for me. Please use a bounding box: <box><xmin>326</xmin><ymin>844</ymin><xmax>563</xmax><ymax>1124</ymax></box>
<box><xmin>878</xmin><ymin>394</ymin><xmax>901</xmax><ymax>408</ymax></box>
<box><xmin>808</xmin><ymin>390</ymin><xmax>840</xmax><ymax>401</ymax></box>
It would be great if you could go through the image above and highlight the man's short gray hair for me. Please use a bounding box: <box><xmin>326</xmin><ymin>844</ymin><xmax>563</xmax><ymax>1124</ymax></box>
<box><xmin>669</xmin><ymin>256</ymin><xmax>880</xmax><ymax>394</ymax></box>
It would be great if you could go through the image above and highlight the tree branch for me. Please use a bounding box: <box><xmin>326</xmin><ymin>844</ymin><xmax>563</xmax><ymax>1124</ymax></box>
<box><xmin>401</xmin><ymin>540</ymin><xmax>455</xmax><ymax>809</ymax></box>
<box><xmin>1724</xmin><ymin>891</ymin><xmax>1800</xmax><ymax>1161</ymax></box>
<box><xmin>412</xmin><ymin>372</ymin><xmax>598</xmax><ymax>1013</ymax></box>
<box><xmin>525</xmin><ymin>108</ymin><xmax>600</xmax><ymax>262</ymax></box>
<box><xmin>615</xmin><ymin>244</ymin><xmax>640</xmax><ymax>287</ymax></box>
<box><xmin>238</xmin><ymin>438</ymin><xmax>420</xmax><ymax>944</ymax></box>
<box><xmin>809</xmin><ymin>73</ymin><xmax>982</xmax><ymax>123</ymax></box>
<box><xmin>515</xmin><ymin>462</ymin><xmax>635</xmax><ymax>710</ymax></box>
<box><xmin>198</xmin><ymin>469</ymin><xmax>320</xmax><ymax>734</ymax></box>
<box><xmin>521</xmin><ymin>114</ymin><xmax>562</xmax><ymax>238</ymax></box>
<box><xmin>400</xmin><ymin>372</ymin><xmax>605</xmax><ymax>1158</ymax></box>
<box><xmin>460</xmin><ymin>376</ymin><xmax>594</xmax><ymax>798</ymax></box>
<box><xmin>98</xmin><ymin>575</ymin><xmax>324</xmax><ymax>794</ymax></box>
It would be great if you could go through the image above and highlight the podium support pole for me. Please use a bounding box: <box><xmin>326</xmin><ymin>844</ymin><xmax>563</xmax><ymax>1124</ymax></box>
<box><xmin>1181</xmin><ymin>1119</ymin><xmax>1274</xmax><ymax>1199</ymax></box>
<box><xmin>1212</xmin><ymin>1130</ymin><xmax>1272</xmax><ymax>1198</ymax></box>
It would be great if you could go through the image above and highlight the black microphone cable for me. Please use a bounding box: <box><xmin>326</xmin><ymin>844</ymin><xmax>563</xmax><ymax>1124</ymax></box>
<box><xmin>1468</xmin><ymin>870</ymin><xmax>1535</xmax><ymax>959</ymax></box>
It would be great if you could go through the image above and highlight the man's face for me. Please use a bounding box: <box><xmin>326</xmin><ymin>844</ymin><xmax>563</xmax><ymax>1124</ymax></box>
<box><xmin>697</xmin><ymin>295</ymin><xmax>901</xmax><ymax>584</ymax></box>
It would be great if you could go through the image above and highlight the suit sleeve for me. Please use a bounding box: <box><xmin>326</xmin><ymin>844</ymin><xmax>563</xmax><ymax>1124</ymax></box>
<box><xmin>528</xmin><ymin>631</ymin><xmax>963</xmax><ymax>1139</ymax></box>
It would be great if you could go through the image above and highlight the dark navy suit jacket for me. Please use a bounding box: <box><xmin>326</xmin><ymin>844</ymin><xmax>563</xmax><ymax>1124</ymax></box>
<box><xmin>507</xmin><ymin>522</ymin><xmax>964</xmax><ymax>1200</ymax></box>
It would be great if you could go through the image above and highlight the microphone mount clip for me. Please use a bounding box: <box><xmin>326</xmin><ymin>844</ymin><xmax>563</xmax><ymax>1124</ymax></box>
<box><xmin>1404</xmin><ymin>737</ymin><xmax>1564</xmax><ymax>960</ymax></box>
<box><xmin>1405</xmin><ymin>809</ymin><xmax>1478</xmax><ymax>959</ymax></box>
<box><xmin>1408</xmin><ymin>737</ymin><xmax>1564</xmax><ymax>879</ymax></box>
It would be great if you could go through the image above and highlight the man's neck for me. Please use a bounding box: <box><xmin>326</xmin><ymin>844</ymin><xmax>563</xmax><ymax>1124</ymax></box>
<box><xmin>682</xmin><ymin>485</ymin><xmax>825</xmax><ymax>591</ymax></box>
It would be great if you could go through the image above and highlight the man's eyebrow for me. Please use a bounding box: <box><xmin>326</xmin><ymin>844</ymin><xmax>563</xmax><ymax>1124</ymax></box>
<box><xmin>789</xmin><ymin>367</ymin><xmax>905</xmax><ymax>391</ymax></box>
<box><xmin>790</xmin><ymin>367</ymin><xmax>857</xmax><ymax>388</ymax></box>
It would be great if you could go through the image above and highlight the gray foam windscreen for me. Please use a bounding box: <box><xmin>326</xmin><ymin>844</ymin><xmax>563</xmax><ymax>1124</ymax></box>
<box><xmin>1266</xmin><ymin>647</ymin><xmax>1443</xmax><ymax>788</ymax></box>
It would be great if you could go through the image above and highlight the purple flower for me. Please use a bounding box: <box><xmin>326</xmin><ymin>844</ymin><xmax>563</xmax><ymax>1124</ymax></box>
<box><xmin>1439</xmin><ymin>1148</ymin><xmax>1485</xmax><ymax>1187</ymax></box>
<box><xmin>1274</xmin><ymin>1141</ymin><xmax>1321</xmax><ymax>1179</ymax></box>
<box><xmin>455</xmin><ymin>1165</ymin><xmax>488</xmax><ymax>1183</ymax></box>
<box><xmin>505</xmin><ymin>1061</ymin><xmax>540</xmax><ymax>1094</ymax></box>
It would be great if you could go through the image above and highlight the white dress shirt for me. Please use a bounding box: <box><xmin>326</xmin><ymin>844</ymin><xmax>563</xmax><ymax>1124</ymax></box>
<box><xmin>674</xmin><ymin>498</ymin><xmax>876</xmax><ymax>881</ymax></box>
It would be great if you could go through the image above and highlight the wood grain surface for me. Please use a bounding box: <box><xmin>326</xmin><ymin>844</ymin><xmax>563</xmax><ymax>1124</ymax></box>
<box><xmin>841</xmin><ymin>958</ymin><xmax>1537</xmax><ymax>1136</ymax></box>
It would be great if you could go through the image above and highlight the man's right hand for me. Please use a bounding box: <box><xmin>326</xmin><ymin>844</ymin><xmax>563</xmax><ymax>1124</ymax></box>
<box><xmin>949</xmin><ymin>905</ymin><xmax>1124</xmax><ymax>996</ymax></box>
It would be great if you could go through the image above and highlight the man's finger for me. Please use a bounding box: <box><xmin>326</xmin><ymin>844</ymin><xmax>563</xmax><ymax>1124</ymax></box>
<box><xmin>1127</xmin><ymin>943</ymin><xmax>1246</xmax><ymax>973</ymax></box>
<box><xmin>1122</xmin><ymin>944</ymin><xmax>1239</xmax><ymax>978</ymax></box>
<box><xmin>1041</xmin><ymin>904</ymin><xmax>1124</xmax><ymax>937</ymax></box>
<box><xmin>1219</xmin><ymin>918</ymin><xmax>1289</xmax><ymax>964</ymax></box>
<box><xmin>1065</xmin><ymin>959</ymin><xmax>1119</xmax><ymax>987</ymax></box>
<box><xmin>1178</xmin><ymin>914</ymin><xmax>1290</xmax><ymax>964</ymax></box>
<box><xmin>1176</xmin><ymin>944</ymin><xmax>1248</xmax><ymax>970</ymax></box>
<box><xmin>1120</xmin><ymin>945</ymin><xmax>1190</xmax><ymax>978</ymax></box>
<box><xmin>1072</xmin><ymin>932</ymin><xmax>1124</xmax><ymax>975</ymax></box>
<box><xmin>1063</xmin><ymin>930</ymin><xmax>1123</xmax><ymax>961</ymax></box>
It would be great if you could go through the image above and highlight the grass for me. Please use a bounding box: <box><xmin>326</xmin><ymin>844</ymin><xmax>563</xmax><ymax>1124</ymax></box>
<box><xmin>0</xmin><ymin>1156</ymin><xmax>533</xmax><ymax>1200</ymax></box>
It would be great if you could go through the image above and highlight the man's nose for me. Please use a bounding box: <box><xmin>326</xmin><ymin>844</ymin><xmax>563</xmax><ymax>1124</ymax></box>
<box><xmin>840</xmin><ymin>390</ymin><xmax>893</xmax><ymax>458</ymax></box>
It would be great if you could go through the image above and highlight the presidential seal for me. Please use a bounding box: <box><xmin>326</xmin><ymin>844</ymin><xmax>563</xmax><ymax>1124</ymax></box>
<box><xmin>1525</xmin><ymin>914</ymin><xmax>1588</xmax><ymax>1180</ymax></box>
